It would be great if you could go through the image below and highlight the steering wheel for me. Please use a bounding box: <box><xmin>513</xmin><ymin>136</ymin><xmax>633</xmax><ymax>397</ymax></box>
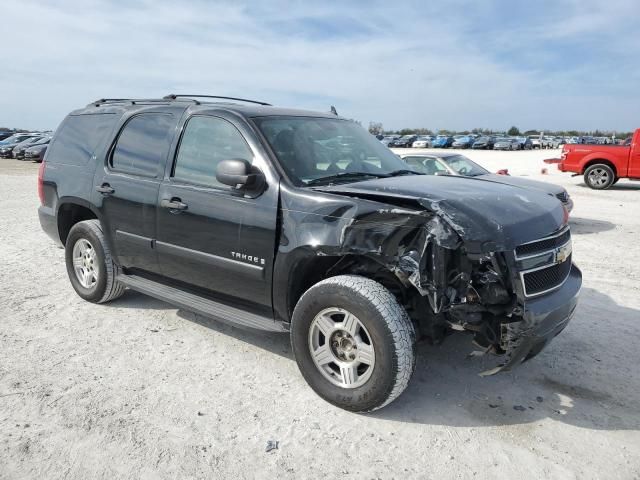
<box><xmin>458</xmin><ymin>166</ymin><xmax>470</xmax><ymax>175</ymax></box>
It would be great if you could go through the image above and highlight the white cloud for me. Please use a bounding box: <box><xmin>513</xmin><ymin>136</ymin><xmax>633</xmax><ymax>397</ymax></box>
<box><xmin>0</xmin><ymin>0</ymin><xmax>638</xmax><ymax>132</ymax></box>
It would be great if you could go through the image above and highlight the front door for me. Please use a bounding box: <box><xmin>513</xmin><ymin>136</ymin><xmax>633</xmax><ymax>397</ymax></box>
<box><xmin>93</xmin><ymin>111</ymin><xmax>176</xmax><ymax>275</ymax></box>
<box><xmin>155</xmin><ymin>114</ymin><xmax>279</xmax><ymax>315</ymax></box>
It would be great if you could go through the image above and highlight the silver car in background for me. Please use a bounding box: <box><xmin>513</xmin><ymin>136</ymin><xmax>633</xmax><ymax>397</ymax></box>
<box><xmin>400</xmin><ymin>152</ymin><xmax>574</xmax><ymax>212</ymax></box>
<box><xmin>493</xmin><ymin>138</ymin><xmax>519</xmax><ymax>150</ymax></box>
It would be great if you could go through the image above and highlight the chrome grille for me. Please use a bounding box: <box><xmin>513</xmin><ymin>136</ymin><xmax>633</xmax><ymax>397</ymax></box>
<box><xmin>515</xmin><ymin>227</ymin><xmax>571</xmax><ymax>258</ymax></box>
<box><xmin>515</xmin><ymin>227</ymin><xmax>573</xmax><ymax>297</ymax></box>
<box><xmin>522</xmin><ymin>254</ymin><xmax>572</xmax><ymax>296</ymax></box>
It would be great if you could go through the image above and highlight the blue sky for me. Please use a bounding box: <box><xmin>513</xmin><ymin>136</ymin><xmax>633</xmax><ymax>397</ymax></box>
<box><xmin>1</xmin><ymin>0</ymin><xmax>638</xmax><ymax>132</ymax></box>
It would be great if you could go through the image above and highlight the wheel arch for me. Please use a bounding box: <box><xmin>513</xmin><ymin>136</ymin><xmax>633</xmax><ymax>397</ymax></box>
<box><xmin>581</xmin><ymin>157</ymin><xmax>618</xmax><ymax>176</ymax></box>
<box><xmin>277</xmin><ymin>252</ymin><xmax>407</xmax><ymax>324</ymax></box>
<box><xmin>56</xmin><ymin>197</ymin><xmax>102</xmax><ymax>245</ymax></box>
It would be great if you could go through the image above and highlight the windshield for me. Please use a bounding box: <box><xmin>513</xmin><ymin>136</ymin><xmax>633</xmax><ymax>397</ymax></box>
<box><xmin>31</xmin><ymin>136</ymin><xmax>51</xmax><ymax>146</ymax></box>
<box><xmin>441</xmin><ymin>155</ymin><xmax>488</xmax><ymax>176</ymax></box>
<box><xmin>0</xmin><ymin>135</ymin><xmax>29</xmax><ymax>144</ymax></box>
<box><xmin>17</xmin><ymin>137</ymin><xmax>42</xmax><ymax>146</ymax></box>
<box><xmin>254</xmin><ymin>117</ymin><xmax>413</xmax><ymax>185</ymax></box>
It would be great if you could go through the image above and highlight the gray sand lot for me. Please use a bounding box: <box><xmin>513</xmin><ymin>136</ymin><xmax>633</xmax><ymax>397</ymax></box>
<box><xmin>1</xmin><ymin>152</ymin><xmax>639</xmax><ymax>479</ymax></box>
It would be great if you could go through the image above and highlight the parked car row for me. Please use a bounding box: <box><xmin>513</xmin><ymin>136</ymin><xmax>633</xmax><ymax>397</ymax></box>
<box><xmin>379</xmin><ymin>133</ymin><xmax>615</xmax><ymax>150</ymax></box>
<box><xmin>0</xmin><ymin>131</ymin><xmax>52</xmax><ymax>162</ymax></box>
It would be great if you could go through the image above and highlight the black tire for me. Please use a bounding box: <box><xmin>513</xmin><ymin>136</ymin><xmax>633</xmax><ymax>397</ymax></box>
<box><xmin>584</xmin><ymin>163</ymin><xmax>615</xmax><ymax>190</ymax></box>
<box><xmin>291</xmin><ymin>275</ymin><xmax>416</xmax><ymax>412</ymax></box>
<box><xmin>65</xmin><ymin>219</ymin><xmax>125</xmax><ymax>303</ymax></box>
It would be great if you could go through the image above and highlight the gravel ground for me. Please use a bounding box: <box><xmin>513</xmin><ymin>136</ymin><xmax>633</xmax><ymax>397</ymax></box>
<box><xmin>1</xmin><ymin>152</ymin><xmax>639</xmax><ymax>480</ymax></box>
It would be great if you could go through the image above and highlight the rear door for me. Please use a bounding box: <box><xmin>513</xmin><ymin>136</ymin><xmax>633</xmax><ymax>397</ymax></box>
<box><xmin>93</xmin><ymin>110</ymin><xmax>178</xmax><ymax>275</ymax></box>
<box><xmin>155</xmin><ymin>113</ymin><xmax>279</xmax><ymax>316</ymax></box>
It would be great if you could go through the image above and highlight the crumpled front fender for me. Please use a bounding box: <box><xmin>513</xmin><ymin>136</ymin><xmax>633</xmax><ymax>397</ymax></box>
<box><xmin>480</xmin><ymin>262</ymin><xmax>582</xmax><ymax>376</ymax></box>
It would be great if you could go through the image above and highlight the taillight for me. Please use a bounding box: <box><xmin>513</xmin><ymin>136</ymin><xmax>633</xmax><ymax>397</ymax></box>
<box><xmin>37</xmin><ymin>161</ymin><xmax>46</xmax><ymax>205</ymax></box>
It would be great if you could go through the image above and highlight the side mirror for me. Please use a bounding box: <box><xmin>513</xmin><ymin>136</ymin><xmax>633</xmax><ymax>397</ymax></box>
<box><xmin>216</xmin><ymin>159</ymin><xmax>265</xmax><ymax>196</ymax></box>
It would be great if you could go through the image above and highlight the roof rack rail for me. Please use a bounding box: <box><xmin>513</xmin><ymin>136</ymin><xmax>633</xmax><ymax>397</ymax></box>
<box><xmin>89</xmin><ymin>98</ymin><xmax>183</xmax><ymax>107</ymax></box>
<box><xmin>163</xmin><ymin>94</ymin><xmax>271</xmax><ymax>106</ymax></box>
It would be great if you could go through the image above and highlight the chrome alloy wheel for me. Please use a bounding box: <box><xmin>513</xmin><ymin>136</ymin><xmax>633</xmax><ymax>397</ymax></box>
<box><xmin>308</xmin><ymin>308</ymin><xmax>376</xmax><ymax>389</ymax></box>
<box><xmin>588</xmin><ymin>167</ymin><xmax>610</xmax><ymax>187</ymax></box>
<box><xmin>72</xmin><ymin>238</ymin><xmax>99</xmax><ymax>289</ymax></box>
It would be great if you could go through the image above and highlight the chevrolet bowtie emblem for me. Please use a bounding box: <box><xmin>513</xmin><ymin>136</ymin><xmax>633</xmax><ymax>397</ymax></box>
<box><xmin>556</xmin><ymin>243</ymin><xmax>572</xmax><ymax>264</ymax></box>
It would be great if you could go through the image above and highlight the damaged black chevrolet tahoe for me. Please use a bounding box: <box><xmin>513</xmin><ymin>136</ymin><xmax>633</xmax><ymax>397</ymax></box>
<box><xmin>38</xmin><ymin>95</ymin><xmax>581</xmax><ymax>412</ymax></box>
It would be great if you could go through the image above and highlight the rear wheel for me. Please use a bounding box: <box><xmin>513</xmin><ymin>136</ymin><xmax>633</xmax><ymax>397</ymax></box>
<box><xmin>291</xmin><ymin>275</ymin><xmax>416</xmax><ymax>412</ymax></box>
<box><xmin>584</xmin><ymin>164</ymin><xmax>615</xmax><ymax>190</ymax></box>
<box><xmin>65</xmin><ymin>220</ymin><xmax>125</xmax><ymax>303</ymax></box>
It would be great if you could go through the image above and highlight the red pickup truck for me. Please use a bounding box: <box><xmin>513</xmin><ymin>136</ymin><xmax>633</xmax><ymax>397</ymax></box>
<box><xmin>555</xmin><ymin>129</ymin><xmax>640</xmax><ymax>189</ymax></box>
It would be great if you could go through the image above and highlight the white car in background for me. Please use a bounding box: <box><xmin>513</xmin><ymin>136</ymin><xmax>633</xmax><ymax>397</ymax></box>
<box><xmin>411</xmin><ymin>135</ymin><xmax>433</xmax><ymax>148</ymax></box>
<box><xmin>528</xmin><ymin>136</ymin><xmax>542</xmax><ymax>149</ymax></box>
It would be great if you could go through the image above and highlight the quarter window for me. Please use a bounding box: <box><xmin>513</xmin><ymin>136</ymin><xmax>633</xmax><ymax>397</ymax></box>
<box><xmin>172</xmin><ymin>116</ymin><xmax>253</xmax><ymax>188</ymax></box>
<box><xmin>111</xmin><ymin>113</ymin><xmax>174</xmax><ymax>177</ymax></box>
<box><xmin>47</xmin><ymin>113</ymin><xmax>117</xmax><ymax>166</ymax></box>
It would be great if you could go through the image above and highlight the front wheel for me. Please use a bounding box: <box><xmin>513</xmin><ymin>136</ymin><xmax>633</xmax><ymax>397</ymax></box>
<box><xmin>584</xmin><ymin>164</ymin><xmax>615</xmax><ymax>190</ymax></box>
<box><xmin>291</xmin><ymin>275</ymin><xmax>416</xmax><ymax>412</ymax></box>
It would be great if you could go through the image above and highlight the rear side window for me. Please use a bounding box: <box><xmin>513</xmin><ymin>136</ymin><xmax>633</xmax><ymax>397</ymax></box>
<box><xmin>47</xmin><ymin>114</ymin><xmax>117</xmax><ymax>166</ymax></box>
<box><xmin>110</xmin><ymin>113</ymin><xmax>174</xmax><ymax>177</ymax></box>
<box><xmin>172</xmin><ymin>116</ymin><xmax>253</xmax><ymax>188</ymax></box>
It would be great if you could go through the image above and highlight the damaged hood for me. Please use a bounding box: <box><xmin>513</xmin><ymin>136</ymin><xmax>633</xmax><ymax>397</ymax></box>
<box><xmin>315</xmin><ymin>175</ymin><xmax>567</xmax><ymax>253</ymax></box>
<box><xmin>477</xmin><ymin>173</ymin><xmax>567</xmax><ymax>197</ymax></box>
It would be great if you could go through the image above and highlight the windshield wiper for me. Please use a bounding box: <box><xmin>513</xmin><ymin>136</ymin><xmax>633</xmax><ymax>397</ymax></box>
<box><xmin>306</xmin><ymin>172</ymin><xmax>389</xmax><ymax>186</ymax></box>
<box><xmin>385</xmin><ymin>169</ymin><xmax>424</xmax><ymax>177</ymax></box>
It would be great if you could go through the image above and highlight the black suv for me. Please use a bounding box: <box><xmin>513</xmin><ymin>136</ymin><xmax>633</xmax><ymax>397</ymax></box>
<box><xmin>389</xmin><ymin>135</ymin><xmax>417</xmax><ymax>148</ymax></box>
<box><xmin>38</xmin><ymin>95</ymin><xmax>581</xmax><ymax>412</ymax></box>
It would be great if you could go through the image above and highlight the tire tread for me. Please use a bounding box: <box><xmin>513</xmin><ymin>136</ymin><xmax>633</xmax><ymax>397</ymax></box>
<box><xmin>76</xmin><ymin>220</ymin><xmax>125</xmax><ymax>303</ymax></box>
<box><xmin>296</xmin><ymin>275</ymin><xmax>416</xmax><ymax>412</ymax></box>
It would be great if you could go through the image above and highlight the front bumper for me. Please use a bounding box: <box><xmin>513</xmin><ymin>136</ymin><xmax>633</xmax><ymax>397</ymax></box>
<box><xmin>482</xmin><ymin>262</ymin><xmax>581</xmax><ymax>375</ymax></box>
<box><xmin>564</xmin><ymin>197</ymin><xmax>574</xmax><ymax>213</ymax></box>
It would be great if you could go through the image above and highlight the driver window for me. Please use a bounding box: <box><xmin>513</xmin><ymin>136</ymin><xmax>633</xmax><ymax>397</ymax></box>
<box><xmin>172</xmin><ymin>116</ymin><xmax>253</xmax><ymax>188</ymax></box>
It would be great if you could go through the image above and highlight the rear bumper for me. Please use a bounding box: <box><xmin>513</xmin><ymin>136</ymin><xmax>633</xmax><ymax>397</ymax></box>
<box><xmin>38</xmin><ymin>205</ymin><xmax>62</xmax><ymax>246</ymax></box>
<box><xmin>482</xmin><ymin>262</ymin><xmax>582</xmax><ymax>375</ymax></box>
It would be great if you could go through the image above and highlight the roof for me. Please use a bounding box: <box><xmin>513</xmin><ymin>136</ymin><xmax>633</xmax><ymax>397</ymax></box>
<box><xmin>70</xmin><ymin>95</ymin><xmax>341</xmax><ymax>120</ymax></box>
